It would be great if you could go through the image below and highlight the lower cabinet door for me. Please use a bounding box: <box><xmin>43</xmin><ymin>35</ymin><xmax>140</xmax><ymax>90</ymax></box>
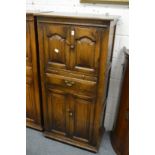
<box><xmin>46</xmin><ymin>89</ymin><xmax>69</xmax><ymax>136</ymax></box>
<box><xmin>70</xmin><ymin>95</ymin><xmax>95</xmax><ymax>143</ymax></box>
<box><xmin>45</xmin><ymin>88</ymin><xmax>95</xmax><ymax>144</ymax></box>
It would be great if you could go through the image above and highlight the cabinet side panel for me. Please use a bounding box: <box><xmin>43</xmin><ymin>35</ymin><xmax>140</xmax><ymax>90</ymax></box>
<box><xmin>92</xmin><ymin>27</ymin><xmax>112</xmax><ymax>146</ymax></box>
<box><xmin>26</xmin><ymin>14</ymin><xmax>42</xmax><ymax>130</ymax></box>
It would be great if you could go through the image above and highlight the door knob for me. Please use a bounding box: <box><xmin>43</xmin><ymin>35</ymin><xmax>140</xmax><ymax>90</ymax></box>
<box><xmin>70</xmin><ymin>45</ymin><xmax>75</xmax><ymax>49</ymax></box>
<box><xmin>67</xmin><ymin>109</ymin><xmax>73</xmax><ymax>117</ymax></box>
<box><xmin>69</xmin><ymin>112</ymin><xmax>73</xmax><ymax>117</ymax></box>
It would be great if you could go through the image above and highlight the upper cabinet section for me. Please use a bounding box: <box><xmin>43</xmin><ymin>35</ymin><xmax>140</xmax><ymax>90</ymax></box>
<box><xmin>38</xmin><ymin>23</ymin><xmax>102</xmax><ymax>76</ymax></box>
<box><xmin>37</xmin><ymin>12</ymin><xmax>117</xmax><ymax>77</ymax></box>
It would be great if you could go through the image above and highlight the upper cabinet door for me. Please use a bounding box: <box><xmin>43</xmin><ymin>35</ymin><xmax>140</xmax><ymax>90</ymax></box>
<box><xmin>38</xmin><ymin>24</ymin><xmax>70</xmax><ymax>71</ymax></box>
<box><xmin>70</xmin><ymin>26</ymin><xmax>101</xmax><ymax>76</ymax></box>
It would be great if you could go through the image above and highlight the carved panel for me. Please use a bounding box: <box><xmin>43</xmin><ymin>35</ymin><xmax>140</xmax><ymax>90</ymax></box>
<box><xmin>72</xmin><ymin>26</ymin><xmax>101</xmax><ymax>75</ymax></box>
<box><xmin>48</xmin><ymin>34</ymin><xmax>66</xmax><ymax>64</ymax></box>
<box><xmin>42</xmin><ymin>24</ymin><xmax>70</xmax><ymax>70</ymax></box>
<box><xmin>75</xmin><ymin>37</ymin><xmax>95</xmax><ymax>68</ymax></box>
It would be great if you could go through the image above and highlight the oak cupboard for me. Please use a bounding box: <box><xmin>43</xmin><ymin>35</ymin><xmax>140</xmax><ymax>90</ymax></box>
<box><xmin>28</xmin><ymin>12</ymin><xmax>117</xmax><ymax>152</ymax></box>
<box><xmin>26</xmin><ymin>14</ymin><xmax>43</xmax><ymax>130</ymax></box>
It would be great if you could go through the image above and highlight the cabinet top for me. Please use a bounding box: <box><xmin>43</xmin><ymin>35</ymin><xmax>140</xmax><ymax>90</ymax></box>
<box><xmin>27</xmin><ymin>11</ymin><xmax>119</xmax><ymax>22</ymax></box>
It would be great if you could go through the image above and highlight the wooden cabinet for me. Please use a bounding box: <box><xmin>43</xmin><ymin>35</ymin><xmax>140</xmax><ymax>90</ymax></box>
<box><xmin>36</xmin><ymin>12</ymin><xmax>117</xmax><ymax>152</ymax></box>
<box><xmin>111</xmin><ymin>51</ymin><xmax>129</xmax><ymax>155</ymax></box>
<box><xmin>26</xmin><ymin>14</ymin><xmax>42</xmax><ymax>130</ymax></box>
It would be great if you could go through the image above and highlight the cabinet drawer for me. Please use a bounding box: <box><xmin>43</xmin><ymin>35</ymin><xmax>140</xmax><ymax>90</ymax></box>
<box><xmin>45</xmin><ymin>73</ymin><xmax>97</xmax><ymax>94</ymax></box>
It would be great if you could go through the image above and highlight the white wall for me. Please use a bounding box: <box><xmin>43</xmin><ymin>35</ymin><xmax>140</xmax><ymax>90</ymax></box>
<box><xmin>26</xmin><ymin>0</ymin><xmax>129</xmax><ymax>131</ymax></box>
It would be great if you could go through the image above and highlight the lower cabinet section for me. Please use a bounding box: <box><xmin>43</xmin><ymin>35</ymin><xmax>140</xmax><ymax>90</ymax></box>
<box><xmin>43</xmin><ymin>88</ymin><xmax>96</xmax><ymax>151</ymax></box>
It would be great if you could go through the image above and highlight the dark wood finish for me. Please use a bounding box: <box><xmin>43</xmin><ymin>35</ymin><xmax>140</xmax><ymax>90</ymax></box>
<box><xmin>111</xmin><ymin>51</ymin><xmax>129</xmax><ymax>155</ymax></box>
<box><xmin>36</xmin><ymin>12</ymin><xmax>117</xmax><ymax>152</ymax></box>
<box><xmin>26</xmin><ymin>14</ymin><xmax>43</xmax><ymax>130</ymax></box>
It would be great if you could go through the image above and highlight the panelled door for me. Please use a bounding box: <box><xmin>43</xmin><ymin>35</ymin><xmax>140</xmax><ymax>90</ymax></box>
<box><xmin>38</xmin><ymin>23</ymin><xmax>101</xmax><ymax>75</ymax></box>
<box><xmin>41</xmin><ymin>24</ymin><xmax>70</xmax><ymax>71</ymax></box>
<box><xmin>45</xmin><ymin>88</ymin><xmax>69</xmax><ymax>136</ymax></box>
<box><xmin>44</xmin><ymin>88</ymin><xmax>95</xmax><ymax>143</ymax></box>
<box><xmin>69</xmin><ymin>94</ymin><xmax>95</xmax><ymax>143</ymax></box>
<box><xmin>70</xmin><ymin>26</ymin><xmax>101</xmax><ymax>76</ymax></box>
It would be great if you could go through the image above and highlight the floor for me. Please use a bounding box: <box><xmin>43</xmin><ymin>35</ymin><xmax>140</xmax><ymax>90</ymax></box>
<box><xmin>26</xmin><ymin>128</ymin><xmax>116</xmax><ymax>155</ymax></box>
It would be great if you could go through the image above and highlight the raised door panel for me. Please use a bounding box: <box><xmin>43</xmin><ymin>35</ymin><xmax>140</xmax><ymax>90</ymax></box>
<box><xmin>46</xmin><ymin>89</ymin><xmax>69</xmax><ymax>136</ymax></box>
<box><xmin>26</xmin><ymin>78</ymin><xmax>36</xmax><ymax>123</ymax></box>
<box><xmin>41</xmin><ymin>24</ymin><xmax>70</xmax><ymax>71</ymax></box>
<box><xmin>71</xmin><ymin>26</ymin><xmax>101</xmax><ymax>75</ymax></box>
<box><xmin>70</xmin><ymin>96</ymin><xmax>95</xmax><ymax>143</ymax></box>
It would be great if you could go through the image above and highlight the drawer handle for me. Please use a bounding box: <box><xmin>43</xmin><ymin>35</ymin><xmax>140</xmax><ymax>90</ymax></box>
<box><xmin>64</xmin><ymin>80</ymin><xmax>75</xmax><ymax>87</ymax></box>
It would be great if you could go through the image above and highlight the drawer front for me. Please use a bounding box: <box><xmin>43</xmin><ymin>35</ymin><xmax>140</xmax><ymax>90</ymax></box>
<box><xmin>45</xmin><ymin>73</ymin><xmax>97</xmax><ymax>94</ymax></box>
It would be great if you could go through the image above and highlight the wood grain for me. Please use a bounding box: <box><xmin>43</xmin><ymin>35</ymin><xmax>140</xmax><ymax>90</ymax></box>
<box><xmin>36</xmin><ymin>13</ymin><xmax>117</xmax><ymax>151</ymax></box>
<box><xmin>26</xmin><ymin>14</ymin><xmax>43</xmax><ymax>131</ymax></box>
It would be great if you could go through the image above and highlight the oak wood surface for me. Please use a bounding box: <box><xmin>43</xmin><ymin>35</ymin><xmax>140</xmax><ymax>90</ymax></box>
<box><xmin>36</xmin><ymin>13</ymin><xmax>117</xmax><ymax>152</ymax></box>
<box><xmin>26</xmin><ymin>14</ymin><xmax>43</xmax><ymax>130</ymax></box>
